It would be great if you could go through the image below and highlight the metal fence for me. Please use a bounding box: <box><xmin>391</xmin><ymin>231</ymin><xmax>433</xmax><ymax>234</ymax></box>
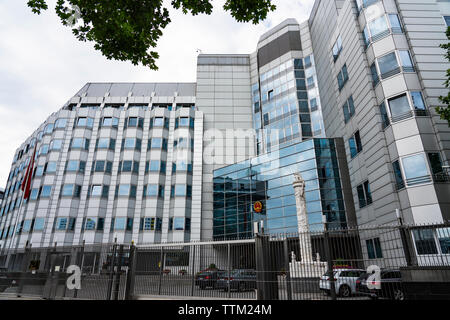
<box><xmin>0</xmin><ymin>222</ymin><xmax>449</xmax><ymax>300</ymax></box>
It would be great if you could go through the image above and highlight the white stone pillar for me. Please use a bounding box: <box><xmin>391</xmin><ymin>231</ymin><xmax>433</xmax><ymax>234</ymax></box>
<box><xmin>292</xmin><ymin>173</ymin><xmax>313</xmax><ymax>263</ymax></box>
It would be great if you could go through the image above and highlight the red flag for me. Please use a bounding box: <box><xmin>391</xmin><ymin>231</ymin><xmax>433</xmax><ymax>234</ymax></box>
<box><xmin>21</xmin><ymin>144</ymin><xmax>37</xmax><ymax>200</ymax></box>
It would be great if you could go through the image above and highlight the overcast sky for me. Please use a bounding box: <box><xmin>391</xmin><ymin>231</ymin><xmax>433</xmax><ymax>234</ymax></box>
<box><xmin>0</xmin><ymin>0</ymin><xmax>314</xmax><ymax>188</ymax></box>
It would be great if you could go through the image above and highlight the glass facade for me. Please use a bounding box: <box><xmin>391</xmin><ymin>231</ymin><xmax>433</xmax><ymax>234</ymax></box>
<box><xmin>213</xmin><ymin>138</ymin><xmax>349</xmax><ymax>240</ymax></box>
<box><xmin>252</xmin><ymin>56</ymin><xmax>325</xmax><ymax>155</ymax></box>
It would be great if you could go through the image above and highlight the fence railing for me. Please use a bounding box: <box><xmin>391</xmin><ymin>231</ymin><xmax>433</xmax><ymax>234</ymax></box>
<box><xmin>0</xmin><ymin>223</ymin><xmax>449</xmax><ymax>300</ymax></box>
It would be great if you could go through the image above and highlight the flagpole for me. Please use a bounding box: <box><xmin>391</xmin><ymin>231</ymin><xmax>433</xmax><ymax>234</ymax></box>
<box><xmin>4</xmin><ymin>144</ymin><xmax>37</xmax><ymax>268</ymax></box>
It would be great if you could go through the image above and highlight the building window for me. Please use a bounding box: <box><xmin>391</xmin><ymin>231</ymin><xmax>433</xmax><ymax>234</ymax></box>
<box><xmin>410</xmin><ymin>91</ymin><xmax>427</xmax><ymax>115</ymax></box>
<box><xmin>121</xmin><ymin>138</ymin><xmax>142</xmax><ymax>151</ymax></box>
<box><xmin>444</xmin><ymin>16</ymin><xmax>450</xmax><ymax>27</ymax></box>
<box><xmin>71</xmin><ymin>138</ymin><xmax>90</xmax><ymax>150</ymax></box>
<box><xmin>388</xmin><ymin>93</ymin><xmax>411</xmax><ymax>122</ymax></box>
<box><xmin>151</xmin><ymin>117</ymin><xmax>169</xmax><ymax>129</ymax></box>
<box><xmin>55</xmin><ymin>118</ymin><xmax>67</xmax><ymax>129</ymax></box>
<box><xmin>349</xmin><ymin>130</ymin><xmax>363</xmax><ymax>158</ymax></box>
<box><xmin>115</xmin><ymin>184</ymin><xmax>137</xmax><ymax>198</ymax></box>
<box><xmin>337</xmin><ymin>64</ymin><xmax>349</xmax><ymax>91</ymax></box>
<box><xmin>147</xmin><ymin>160</ymin><xmax>166</xmax><ymax>174</ymax></box>
<box><xmin>171</xmin><ymin>185</ymin><xmax>192</xmax><ymax>198</ymax></box>
<box><xmin>61</xmin><ymin>184</ymin><xmax>81</xmax><ymax>197</ymax></box>
<box><xmin>101</xmin><ymin>117</ymin><xmax>119</xmax><ymax>128</ymax></box>
<box><xmin>392</xmin><ymin>160</ymin><xmax>405</xmax><ymax>190</ymax></box>
<box><xmin>33</xmin><ymin>218</ymin><xmax>45</xmax><ymax>231</ymax></box>
<box><xmin>412</xmin><ymin>229</ymin><xmax>438</xmax><ymax>255</ymax></box>
<box><xmin>43</xmin><ymin>162</ymin><xmax>57</xmax><ymax>174</ymax></box>
<box><xmin>366</xmin><ymin>238</ymin><xmax>383</xmax><ymax>259</ymax></box>
<box><xmin>377</xmin><ymin>52</ymin><xmax>399</xmax><ymax>79</ymax></box>
<box><xmin>363</xmin><ymin>14</ymin><xmax>402</xmax><ymax>47</ymax></box>
<box><xmin>149</xmin><ymin>137</ymin><xmax>168</xmax><ymax>151</ymax></box>
<box><xmin>125</xmin><ymin>117</ymin><xmax>144</xmax><ymax>129</ymax></box>
<box><xmin>428</xmin><ymin>153</ymin><xmax>443</xmax><ymax>175</ymax></box>
<box><xmin>49</xmin><ymin>139</ymin><xmax>63</xmax><ymax>151</ymax></box>
<box><xmin>35</xmin><ymin>165</ymin><xmax>44</xmax><ymax>177</ymax></box>
<box><xmin>44</xmin><ymin>123</ymin><xmax>54</xmax><ymax>135</ymax></box>
<box><xmin>89</xmin><ymin>185</ymin><xmax>109</xmax><ymax>198</ymax></box>
<box><xmin>96</xmin><ymin>138</ymin><xmax>116</xmax><ymax>150</ymax></box>
<box><xmin>173</xmin><ymin>161</ymin><xmax>193</xmax><ymax>173</ymax></box>
<box><xmin>332</xmin><ymin>35</ymin><xmax>343</xmax><ymax>62</ymax></box>
<box><xmin>143</xmin><ymin>184</ymin><xmax>164</xmax><ymax>198</ymax></box>
<box><xmin>39</xmin><ymin>144</ymin><xmax>49</xmax><ymax>155</ymax></box>
<box><xmin>118</xmin><ymin>160</ymin><xmax>139</xmax><ymax>174</ymax></box>
<box><xmin>112</xmin><ymin>217</ymin><xmax>133</xmax><ymax>231</ymax></box>
<box><xmin>66</xmin><ymin>160</ymin><xmax>86</xmax><ymax>173</ymax></box>
<box><xmin>401</xmin><ymin>153</ymin><xmax>431</xmax><ymax>186</ymax></box>
<box><xmin>357</xmin><ymin>180</ymin><xmax>372</xmax><ymax>208</ymax></box>
<box><xmin>342</xmin><ymin>96</ymin><xmax>355</xmax><ymax>123</ymax></box>
<box><xmin>76</xmin><ymin>117</ymin><xmax>94</xmax><ymax>128</ymax></box>
<box><xmin>379</xmin><ymin>102</ymin><xmax>390</xmax><ymax>129</ymax></box>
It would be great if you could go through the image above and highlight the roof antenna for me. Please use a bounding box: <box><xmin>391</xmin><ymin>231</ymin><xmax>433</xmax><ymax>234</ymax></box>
<box><xmin>196</xmin><ymin>49</ymin><xmax>203</xmax><ymax>54</ymax></box>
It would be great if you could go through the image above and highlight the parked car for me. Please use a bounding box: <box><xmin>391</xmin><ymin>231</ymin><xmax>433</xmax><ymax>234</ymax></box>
<box><xmin>356</xmin><ymin>269</ymin><xmax>405</xmax><ymax>300</ymax></box>
<box><xmin>216</xmin><ymin>269</ymin><xmax>257</xmax><ymax>292</ymax></box>
<box><xmin>319</xmin><ymin>268</ymin><xmax>366</xmax><ymax>297</ymax></box>
<box><xmin>195</xmin><ymin>270</ymin><xmax>225</xmax><ymax>289</ymax></box>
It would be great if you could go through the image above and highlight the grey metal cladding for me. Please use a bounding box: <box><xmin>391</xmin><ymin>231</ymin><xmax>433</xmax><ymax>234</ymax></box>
<box><xmin>72</xmin><ymin>82</ymin><xmax>196</xmax><ymax>98</ymax></box>
<box><xmin>257</xmin><ymin>31</ymin><xmax>302</xmax><ymax>67</ymax></box>
<box><xmin>132</xmin><ymin>83</ymin><xmax>157</xmax><ymax>96</ymax></box>
<box><xmin>258</xmin><ymin>18</ymin><xmax>299</xmax><ymax>42</ymax></box>
<box><xmin>109</xmin><ymin>83</ymin><xmax>134</xmax><ymax>96</ymax></box>
<box><xmin>197</xmin><ymin>55</ymin><xmax>250</xmax><ymax>66</ymax></box>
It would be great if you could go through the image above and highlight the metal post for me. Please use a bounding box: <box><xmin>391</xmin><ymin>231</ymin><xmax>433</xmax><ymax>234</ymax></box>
<box><xmin>74</xmin><ymin>240</ymin><xmax>85</xmax><ymax>298</ymax></box>
<box><xmin>190</xmin><ymin>245</ymin><xmax>196</xmax><ymax>297</ymax></box>
<box><xmin>283</xmin><ymin>238</ymin><xmax>292</xmax><ymax>300</ymax></box>
<box><xmin>396</xmin><ymin>209</ymin><xmax>414</xmax><ymax>266</ymax></box>
<box><xmin>158</xmin><ymin>247</ymin><xmax>163</xmax><ymax>295</ymax></box>
<box><xmin>106</xmin><ymin>239</ymin><xmax>117</xmax><ymax>300</ymax></box>
<box><xmin>17</xmin><ymin>242</ymin><xmax>31</xmax><ymax>297</ymax></box>
<box><xmin>323</xmin><ymin>217</ymin><xmax>336</xmax><ymax>300</ymax></box>
<box><xmin>125</xmin><ymin>243</ymin><xmax>137</xmax><ymax>300</ymax></box>
<box><xmin>113</xmin><ymin>245</ymin><xmax>124</xmax><ymax>300</ymax></box>
<box><xmin>227</xmin><ymin>243</ymin><xmax>231</xmax><ymax>299</ymax></box>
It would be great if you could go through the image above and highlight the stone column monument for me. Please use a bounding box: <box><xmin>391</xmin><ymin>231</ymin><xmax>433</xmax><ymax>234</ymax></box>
<box><xmin>289</xmin><ymin>172</ymin><xmax>327</xmax><ymax>279</ymax></box>
<box><xmin>292</xmin><ymin>172</ymin><xmax>313</xmax><ymax>263</ymax></box>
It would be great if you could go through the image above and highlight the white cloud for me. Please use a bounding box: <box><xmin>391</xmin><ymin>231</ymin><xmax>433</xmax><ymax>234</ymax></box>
<box><xmin>0</xmin><ymin>0</ymin><xmax>314</xmax><ymax>187</ymax></box>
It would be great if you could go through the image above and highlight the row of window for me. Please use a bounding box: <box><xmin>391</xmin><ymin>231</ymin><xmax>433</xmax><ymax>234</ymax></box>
<box><xmin>12</xmin><ymin>115</ymin><xmax>194</xmax><ymax>165</ymax></box>
<box><xmin>21</xmin><ymin>183</ymin><xmax>194</xmax><ymax>201</ymax></box>
<box><xmin>0</xmin><ymin>215</ymin><xmax>192</xmax><ymax>239</ymax></box>
<box><xmin>67</xmin><ymin>103</ymin><xmax>195</xmax><ymax>112</ymax></box>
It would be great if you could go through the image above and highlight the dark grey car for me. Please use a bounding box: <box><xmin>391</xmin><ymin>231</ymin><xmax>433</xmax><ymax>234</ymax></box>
<box><xmin>216</xmin><ymin>269</ymin><xmax>257</xmax><ymax>292</ymax></box>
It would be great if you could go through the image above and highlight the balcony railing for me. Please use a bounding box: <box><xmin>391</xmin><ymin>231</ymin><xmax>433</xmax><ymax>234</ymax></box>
<box><xmin>406</xmin><ymin>175</ymin><xmax>432</xmax><ymax>187</ymax></box>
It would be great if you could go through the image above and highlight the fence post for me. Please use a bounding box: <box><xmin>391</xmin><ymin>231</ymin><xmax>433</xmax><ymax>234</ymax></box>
<box><xmin>227</xmin><ymin>243</ymin><xmax>231</xmax><ymax>299</ymax></box>
<box><xmin>74</xmin><ymin>240</ymin><xmax>85</xmax><ymax>299</ymax></box>
<box><xmin>283</xmin><ymin>238</ymin><xmax>292</xmax><ymax>300</ymax></box>
<box><xmin>106</xmin><ymin>241</ymin><xmax>117</xmax><ymax>300</ymax></box>
<box><xmin>190</xmin><ymin>245</ymin><xmax>196</xmax><ymax>297</ymax></box>
<box><xmin>124</xmin><ymin>243</ymin><xmax>137</xmax><ymax>300</ymax></box>
<box><xmin>396</xmin><ymin>210</ymin><xmax>416</xmax><ymax>267</ymax></box>
<box><xmin>323</xmin><ymin>219</ymin><xmax>336</xmax><ymax>300</ymax></box>
<box><xmin>113</xmin><ymin>245</ymin><xmax>124</xmax><ymax>300</ymax></box>
<box><xmin>17</xmin><ymin>242</ymin><xmax>31</xmax><ymax>297</ymax></box>
<box><xmin>158</xmin><ymin>247</ymin><xmax>163</xmax><ymax>295</ymax></box>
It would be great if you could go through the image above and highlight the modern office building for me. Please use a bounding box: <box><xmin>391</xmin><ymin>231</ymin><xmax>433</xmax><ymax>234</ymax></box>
<box><xmin>1</xmin><ymin>0</ymin><xmax>449</xmax><ymax>260</ymax></box>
